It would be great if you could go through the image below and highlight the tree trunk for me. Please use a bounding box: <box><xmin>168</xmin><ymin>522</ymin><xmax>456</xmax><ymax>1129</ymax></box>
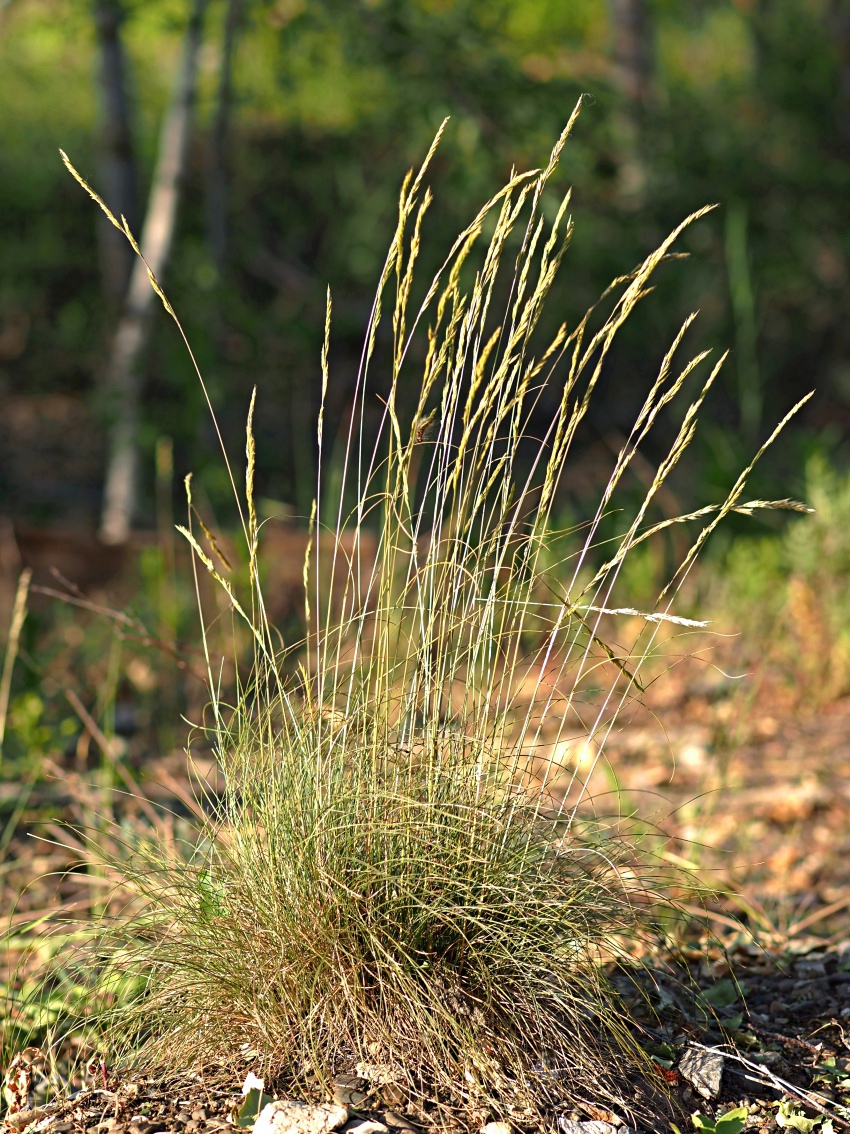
<box><xmin>207</xmin><ymin>0</ymin><xmax>242</xmax><ymax>273</ymax></box>
<box><xmin>607</xmin><ymin>0</ymin><xmax>653</xmax><ymax>203</ymax></box>
<box><xmin>99</xmin><ymin>0</ymin><xmax>209</xmax><ymax>546</ymax></box>
<box><xmin>608</xmin><ymin>0</ymin><xmax>653</xmax><ymax>107</ymax></box>
<box><xmin>93</xmin><ymin>0</ymin><xmax>139</xmax><ymax>305</ymax></box>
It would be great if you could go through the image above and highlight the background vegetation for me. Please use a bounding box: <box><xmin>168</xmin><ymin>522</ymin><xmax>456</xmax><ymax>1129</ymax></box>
<box><xmin>1</xmin><ymin>0</ymin><xmax>848</xmax><ymax>528</ymax></box>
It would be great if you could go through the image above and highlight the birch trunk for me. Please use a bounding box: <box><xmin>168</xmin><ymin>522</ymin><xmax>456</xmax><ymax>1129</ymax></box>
<box><xmin>99</xmin><ymin>0</ymin><xmax>209</xmax><ymax>546</ymax></box>
<box><xmin>93</xmin><ymin>0</ymin><xmax>139</xmax><ymax>304</ymax></box>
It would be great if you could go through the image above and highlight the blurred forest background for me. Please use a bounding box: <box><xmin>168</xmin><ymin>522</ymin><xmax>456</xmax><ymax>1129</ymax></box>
<box><xmin>1</xmin><ymin>0</ymin><xmax>848</xmax><ymax>538</ymax></box>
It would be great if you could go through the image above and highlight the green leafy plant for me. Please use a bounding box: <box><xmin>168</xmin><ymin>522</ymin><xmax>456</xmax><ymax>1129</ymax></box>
<box><xmin>813</xmin><ymin>1058</ymin><xmax>850</xmax><ymax>1093</ymax></box>
<box><xmin>36</xmin><ymin>103</ymin><xmax>811</xmax><ymax>1123</ymax></box>
<box><xmin>236</xmin><ymin>1073</ymin><xmax>275</xmax><ymax>1127</ymax></box>
<box><xmin>774</xmin><ymin>1098</ymin><xmax>834</xmax><ymax>1133</ymax></box>
<box><xmin>695</xmin><ymin>977</ymin><xmax>744</xmax><ymax>1031</ymax></box>
<box><xmin>700</xmin><ymin>979</ymin><xmax>739</xmax><ymax>1008</ymax></box>
<box><xmin>672</xmin><ymin>1105</ymin><xmax>748</xmax><ymax>1134</ymax></box>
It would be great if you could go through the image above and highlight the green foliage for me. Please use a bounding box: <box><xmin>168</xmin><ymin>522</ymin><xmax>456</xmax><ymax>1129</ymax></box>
<box><xmin>699</xmin><ymin>977</ymin><xmax>739</xmax><ymax>1009</ymax></box>
<box><xmin>704</xmin><ymin>1107</ymin><xmax>747</xmax><ymax>1134</ymax></box>
<box><xmin>813</xmin><ymin>1058</ymin><xmax>850</xmax><ymax>1093</ymax></box>
<box><xmin>1</xmin><ymin>0</ymin><xmax>848</xmax><ymax>522</ymax></box>
<box><xmin>774</xmin><ymin>1098</ymin><xmax>834</xmax><ymax>1133</ymax></box>
<box><xmin>694</xmin><ymin>984</ymin><xmax>744</xmax><ymax>1033</ymax></box>
<box><xmin>6</xmin><ymin>692</ymin><xmax>52</xmax><ymax>757</ymax></box>
<box><xmin>671</xmin><ymin>1106</ymin><xmax>748</xmax><ymax>1134</ymax></box>
<box><xmin>1</xmin><ymin>930</ymin><xmax>111</xmax><ymax>1080</ymax></box>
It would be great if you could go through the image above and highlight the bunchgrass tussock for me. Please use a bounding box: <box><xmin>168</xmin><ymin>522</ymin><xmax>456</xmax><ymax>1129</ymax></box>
<box><xmin>43</xmin><ymin>100</ymin><xmax>812</xmax><ymax>1124</ymax></box>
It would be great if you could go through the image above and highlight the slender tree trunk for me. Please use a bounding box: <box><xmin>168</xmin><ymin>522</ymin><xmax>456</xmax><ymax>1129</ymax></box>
<box><xmin>93</xmin><ymin>0</ymin><xmax>139</xmax><ymax>305</ymax></box>
<box><xmin>99</xmin><ymin>0</ymin><xmax>209</xmax><ymax>546</ymax></box>
<box><xmin>207</xmin><ymin>0</ymin><xmax>241</xmax><ymax>273</ymax></box>
<box><xmin>608</xmin><ymin>0</ymin><xmax>653</xmax><ymax>107</ymax></box>
<box><xmin>607</xmin><ymin>0</ymin><xmax>653</xmax><ymax>202</ymax></box>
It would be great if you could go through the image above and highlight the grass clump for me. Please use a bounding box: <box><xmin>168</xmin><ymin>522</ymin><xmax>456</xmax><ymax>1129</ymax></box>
<box><xmin>102</xmin><ymin>723</ymin><xmax>646</xmax><ymax>1120</ymax></box>
<box><xmin>35</xmin><ymin>100</ymin><xmax>811</xmax><ymax>1124</ymax></box>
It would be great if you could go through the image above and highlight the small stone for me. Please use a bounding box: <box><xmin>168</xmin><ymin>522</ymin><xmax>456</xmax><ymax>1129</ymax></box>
<box><xmin>336</xmin><ymin>1092</ymin><xmax>368</xmax><ymax>1110</ymax></box>
<box><xmin>344</xmin><ymin>1123</ymin><xmax>388</xmax><ymax>1134</ymax></box>
<box><xmin>482</xmin><ymin>1124</ymin><xmax>510</xmax><ymax>1134</ymax></box>
<box><xmin>354</xmin><ymin>1066</ymin><xmax>400</xmax><ymax>1088</ymax></box>
<box><xmin>381</xmin><ymin>1113</ymin><xmax>417</xmax><ymax>1133</ymax></box>
<box><xmin>191</xmin><ymin>1112</ymin><xmax>209</xmax><ymax>1123</ymax></box>
<box><xmin>253</xmin><ymin>1102</ymin><xmax>349</xmax><ymax>1134</ymax></box>
<box><xmin>752</xmin><ymin>1051</ymin><xmax>782</xmax><ymax>1067</ymax></box>
<box><xmin>557</xmin><ymin>1122</ymin><xmax>620</xmax><ymax>1134</ymax></box>
<box><xmin>177</xmin><ymin>1115</ymin><xmax>193</xmax><ymax>1126</ymax></box>
<box><xmin>794</xmin><ymin>958</ymin><xmax>826</xmax><ymax>979</ymax></box>
<box><xmin>333</xmin><ymin>1078</ymin><xmax>368</xmax><ymax>1109</ymax></box>
<box><xmin>678</xmin><ymin>1047</ymin><xmax>724</xmax><ymax>1100</ymax></box>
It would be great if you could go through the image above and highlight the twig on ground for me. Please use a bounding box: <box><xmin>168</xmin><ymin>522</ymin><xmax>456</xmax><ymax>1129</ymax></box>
<box><xmin>745</xmin><ymin>1026</ymin><xmax>827</xmax><ymax>1056</ymax></box>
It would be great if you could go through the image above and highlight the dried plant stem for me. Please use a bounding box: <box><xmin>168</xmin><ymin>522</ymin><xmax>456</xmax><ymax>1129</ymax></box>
<box><xmin>0</xmin><ymin>567</ymin><xmax>32</xmax><ymax>767</ymax></box>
